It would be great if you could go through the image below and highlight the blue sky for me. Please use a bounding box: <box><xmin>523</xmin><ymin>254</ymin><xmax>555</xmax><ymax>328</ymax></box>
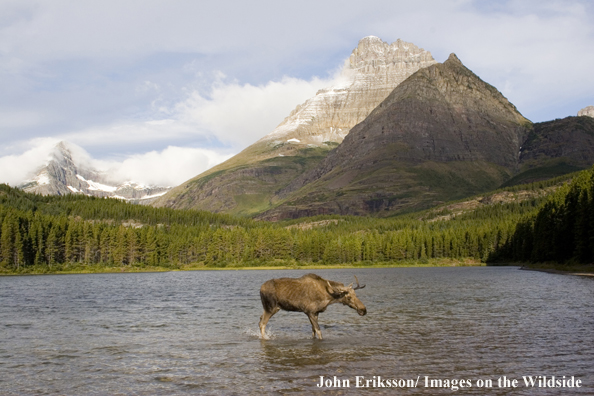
<box><xmin>1</xmin><ymin>0</ymin><xmax>593</xmax><ymax>186</ymax></box>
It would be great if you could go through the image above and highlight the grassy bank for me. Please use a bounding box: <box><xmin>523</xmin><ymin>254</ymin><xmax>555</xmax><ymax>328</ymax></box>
<box><xmin>0</xmin><ymin>258</ymin><xmax>484</xmax><ymax>276</ymax></box>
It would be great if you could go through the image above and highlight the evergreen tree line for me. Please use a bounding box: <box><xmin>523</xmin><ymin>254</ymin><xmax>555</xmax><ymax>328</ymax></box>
<box><xmin>490</xmin><ymin>167</ymin><xmax>594</xmax><ymax>265</ymax></box>
<box><xmin>0</xmin><ymin>179</ymin><xmax>565</xmax><ymax>271</ymax></box>
<box><xmin>0</xmin><ymin>184</ymin><xmax>251</xmax><ymax>228</ymax></box>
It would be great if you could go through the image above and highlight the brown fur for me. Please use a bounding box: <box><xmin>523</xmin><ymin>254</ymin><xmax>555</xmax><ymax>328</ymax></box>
<box><xmin>259</xmin><ymin>273</ymin><xmax>366</xmax><ymax>339</ymax></box>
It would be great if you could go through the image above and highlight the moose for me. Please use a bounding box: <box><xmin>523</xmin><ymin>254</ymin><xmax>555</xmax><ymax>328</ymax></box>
<box><xmin>258</xmin><ymin>273</ymin><xmax>367</xmax><ymax>339</ymax></box>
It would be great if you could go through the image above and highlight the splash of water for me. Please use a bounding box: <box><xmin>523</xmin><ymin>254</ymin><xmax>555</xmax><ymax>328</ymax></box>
<box><xmin>243</xmin><ymin>327</ymin><xmax>275</xmax><ymax>340</ymax></box>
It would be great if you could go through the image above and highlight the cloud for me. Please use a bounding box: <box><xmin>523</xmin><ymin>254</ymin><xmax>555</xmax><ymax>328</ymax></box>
<box><xmin>46</xmin><ymin>72</ymin><xmax>335</xmax><ymax>151</ymax></box>
<box><xmin>0</xmin><ymin>138</ymin><xmax>59</xmax><ymax>185</ymax></box>
<box><xmin>102</xmin><ymin>146</ymin><xmax>232</xmax><ymax>186</ymax></box>
<box><xmin>0</xmin><ymin>0</ymin><xmax>352</xmax><ymax>69</ymax></box>
<box><xmin>173</xmin><ymin>74</ymin><xmax>332</xmax><ymax>147</ymax></box>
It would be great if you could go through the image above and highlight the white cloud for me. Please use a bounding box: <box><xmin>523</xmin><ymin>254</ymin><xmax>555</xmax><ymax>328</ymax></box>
<box><xmin>102</xmin><ymin>146</ymin><xmax>232</xmax><ymax>187</ymax></box>
<box><xmin>45</xmin><ymin>72</ymin><xmax>335</xmax><ymax>151</ymax></box>
<box><xmin>0</xmin><ymin>1</ymin><xmax>353</xmax><ymax>62</ymax></box>
<box><xmin>173</xmin><ymin>75</ymin><xmax>332</xmax><ymax>147</ymax></box>
<box><xmin>0</xmin><ymin>138</ymin><xmax>59</xmax><ymax>185</ymax></box>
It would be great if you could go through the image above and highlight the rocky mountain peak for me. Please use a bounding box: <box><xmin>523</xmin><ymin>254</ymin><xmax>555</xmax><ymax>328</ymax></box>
<box><xmin>261</xmin><ymin>36</ymin><xmax>437</xmax><ymax>149</ymax></box>
<box><xmin>19</xmin><ymin>141</ymin><xmax>170</xmax><ymax>202</ymax></box>
<box><xmin>48</xmin><ymin>141</ymin><xmax>98</xmax><ymax>181</ymax></box>
<box><xmin>50</xmin><ymin>141</ymin><xmax>73</xmax><ymax>163</ymax></box>
<box><xmin>445</xmin><ymin>53</ymin><xmax>462</xmax><ymax>65</ymax></box>
<box><xmin>348</xmin><ymin>35</ymin><xmax>436</xmax><ymax>75</ymax></box>
<box><xmin>348</xmin><ymin>36</ymin><xmax>435</xmax><ymax>72</ymax></box>
<box><xmin>578</xmin><ymin>105</ymin><xmax>594</xmax><ymax>118</ymax></box>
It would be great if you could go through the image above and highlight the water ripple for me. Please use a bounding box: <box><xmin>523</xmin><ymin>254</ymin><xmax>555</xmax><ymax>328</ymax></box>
<box><xmin>0</xmin><ymin>267</ymin><xmax>592</xmax><ymax>394</ymax></box>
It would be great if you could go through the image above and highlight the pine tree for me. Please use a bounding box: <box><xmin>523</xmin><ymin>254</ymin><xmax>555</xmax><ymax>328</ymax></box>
<box><xmin>1</xmin><ymin>213</ymin><xmax>16</xmax><ymax>267</ymax></box>
<box><xmin>46</xmin><ymin>225</ymin><xmax>59</xmax><ymax>269</ymax></box>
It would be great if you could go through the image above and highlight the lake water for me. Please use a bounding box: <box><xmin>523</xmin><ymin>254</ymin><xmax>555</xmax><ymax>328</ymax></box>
<box><xmin>1</xmin><ymin>267</ymin><xmax>593</xmax><ymax>395</ymax></box>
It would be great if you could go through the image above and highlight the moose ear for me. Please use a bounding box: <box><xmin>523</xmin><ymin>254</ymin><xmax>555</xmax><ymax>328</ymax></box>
<box><xmin>326</xmin><ymin>281</ymin><xmax>349</xmax><ymax>298</ymax></box>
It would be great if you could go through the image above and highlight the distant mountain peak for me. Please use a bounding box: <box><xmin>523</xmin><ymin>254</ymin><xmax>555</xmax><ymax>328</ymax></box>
<box><xmin>54</xmin><ymin>140</ymin><xmax>67</xmax><ymax>152</ymax></box>
<box><xmin>360</xmin><ymin>35</ymin><xmax>381</xmax><ymax>41</ymax></box>
<box><xmin>19</xmin><ymin>141</ymin><xmax>170</xmax><ymax>203</ymax></box>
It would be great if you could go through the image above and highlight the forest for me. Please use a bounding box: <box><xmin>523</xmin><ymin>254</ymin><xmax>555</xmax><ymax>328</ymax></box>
<box><xmin>491</xmin><ymin>167</ymin><xmax>594</xmax><ymax>265</ymax></box>
<box><xmin>0</xmin><ymin>169</ymin><xmax>590</xmax><ymax>273</ymax></box>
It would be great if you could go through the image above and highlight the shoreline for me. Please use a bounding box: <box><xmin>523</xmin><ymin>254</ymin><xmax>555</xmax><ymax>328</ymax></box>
<box><xmin>0</xmin><ymin>259</ymin><xmax>485</xmax><ymax>276</ymax></box>
<box><xmin>9</xmin><ymin>261</ymin><xmax>593</xmax><ymax>277</ymax></box>
<box><xmin>519</xmin><ymin>265</ymin><xmax>594</xmax><ymax>278</ymax></box>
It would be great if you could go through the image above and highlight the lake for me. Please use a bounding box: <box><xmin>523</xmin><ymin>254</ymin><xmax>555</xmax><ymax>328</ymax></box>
<box><xmin>1</xmin><ymin>267</ymin><xmax>592</xmax><ymax>395</ymax></box>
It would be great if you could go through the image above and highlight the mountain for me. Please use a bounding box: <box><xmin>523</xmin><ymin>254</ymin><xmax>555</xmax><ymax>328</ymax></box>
<box><xmin>152</xmin><ymin>36</ymin><xmax>437</xmax><ymax>215</ymax></box>
<box><xmin>578</xmin><ymin>105</ymin><xmax>594</xmax><ymax>118</ymax></box>
<box><xmin>504</xmin><ymin>115</ymin><xmax>594</xmax><ymax>186</ymax></box>
<box><xmin>260</xmin><ymin>56</ymin><xmax>594</xmax><ymax>220</ymax></box>
<box><xmin>19</xmin><ymin>142</ymin><xmax>170</xmax><ymax>202</ymax></box>
<box><xmin>258</xmin><ymin>54</ymin><xmax>534</xmax><ymax>220</ymax></box>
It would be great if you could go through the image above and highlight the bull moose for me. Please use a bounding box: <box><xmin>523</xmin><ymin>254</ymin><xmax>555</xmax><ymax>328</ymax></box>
<box><xmin>258</xmin><ymin>273</ymin><xmax>366</xmax><ymax>339</ymax></box>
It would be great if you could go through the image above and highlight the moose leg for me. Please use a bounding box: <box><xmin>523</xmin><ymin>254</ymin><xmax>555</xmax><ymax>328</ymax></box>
<box><xmin>307</xmin><ymin>312</ymin><xmax>323</xmax><ymax>340</ymax></box>
<box><xmin>259</xmin><ymin>306</ymin><xmax>279</xmax><ymax>339</ymax></box>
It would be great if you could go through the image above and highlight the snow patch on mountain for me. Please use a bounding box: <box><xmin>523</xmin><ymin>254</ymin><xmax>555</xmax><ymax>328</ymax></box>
<box><xmin>76</xmin><ymin>174</ymin><xmax>118</xmax><ymax>192</ymax></box>
<box><xmin>36</xmin><ymin>172</ymin><xmax>50</xmax><ymax>186</ymax></box>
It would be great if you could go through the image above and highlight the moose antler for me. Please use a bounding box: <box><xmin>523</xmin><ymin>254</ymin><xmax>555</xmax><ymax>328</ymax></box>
<box><xmin>352</xmin><ymin>275</ymin><xmax>365</xmax><ymax>290</ymax></box>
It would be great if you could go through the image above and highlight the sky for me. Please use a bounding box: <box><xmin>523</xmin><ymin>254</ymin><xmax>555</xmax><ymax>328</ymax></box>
<box><xmin>0</xmin><ymin>0</ymin><xmax>593</xmax><ymax>187</ymax></box>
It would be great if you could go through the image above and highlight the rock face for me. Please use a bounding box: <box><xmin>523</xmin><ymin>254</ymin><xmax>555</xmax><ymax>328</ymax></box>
<box><xmin>578</xmin><ymin>106</ymin><xmax>594</xmax><ymax>118</ymax></box>
<box><xmin>153</xmin><ymin>36</ymin><xmax>437</xmax><ymax>215</ymax></box>
<box><xmin>258</xmin><ymin>54</ymin><xmax>533</xmax><ymax>220</ymax></box>
<box><xmin>20</xmin><ymin>142</ymin><xmax>170</xmax><ymax>203</ymax></box>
